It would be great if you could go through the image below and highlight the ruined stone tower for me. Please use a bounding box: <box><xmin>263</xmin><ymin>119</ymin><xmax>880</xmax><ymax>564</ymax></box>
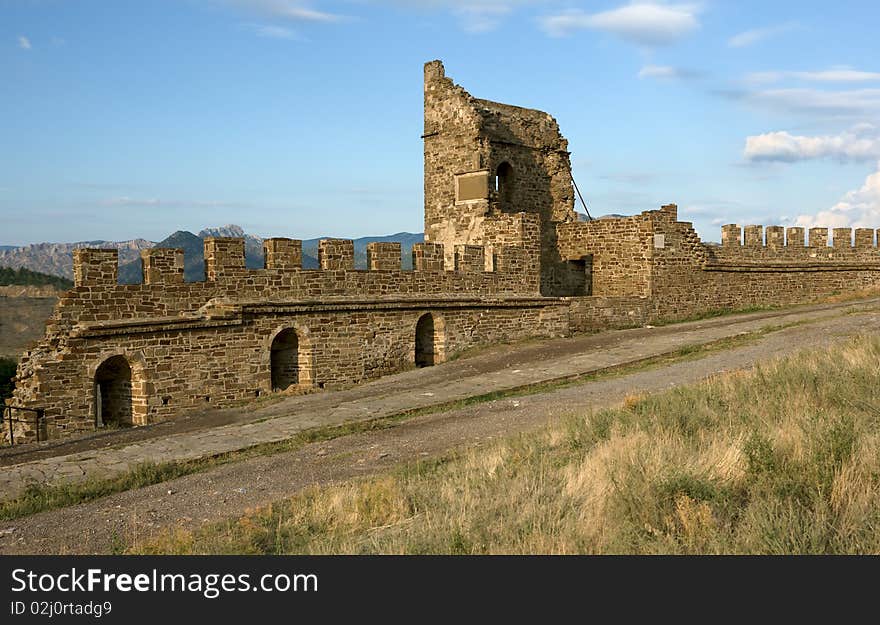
<box><xmin>422</xmin><ymin>60</ymin><xmax>587</xmax><ymax>296</ymax></box>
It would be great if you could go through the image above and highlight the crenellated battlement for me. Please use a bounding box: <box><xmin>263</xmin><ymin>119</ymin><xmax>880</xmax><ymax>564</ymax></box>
<box><xmin>720</xmin><ymin>224</ymin><xmax>878</xmax><ymax>250</ymax></box>
<box><xmin>65</xmin><ymin>234</ymin><xmax>538</xmax><ymax>327</ymax></box>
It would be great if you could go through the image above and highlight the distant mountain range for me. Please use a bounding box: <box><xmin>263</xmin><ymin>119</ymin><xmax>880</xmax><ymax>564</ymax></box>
<box><xmin>0</xmin><ymin>226</ymin><xmax>424</xmax><ymax>284</ymax></box>
<box><xmin>0</xmin><ymin>239</ymin><xmax>154</xmax><ymax>279</ymax></box>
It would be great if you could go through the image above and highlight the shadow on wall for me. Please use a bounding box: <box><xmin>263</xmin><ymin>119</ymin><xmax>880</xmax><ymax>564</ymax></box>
<box><xmin>0</xmin><ymin>357</ymin><xmax>16</xmax><ymax>402</ymax></box>
<box><xmin>487</xmin><ymin>135</ymin><xmax>586</xmax><ymax>297</ymax></box>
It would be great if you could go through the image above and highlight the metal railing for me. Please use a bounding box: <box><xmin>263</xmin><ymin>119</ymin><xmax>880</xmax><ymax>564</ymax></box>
<box><xmin>2</xmin><ymin>405</ymin><xmax>45</xmax><ymax>446</ymax></box>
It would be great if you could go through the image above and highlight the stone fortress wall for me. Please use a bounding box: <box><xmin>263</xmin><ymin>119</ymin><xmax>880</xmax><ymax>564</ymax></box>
<box><xmin>6</xmin><ymin>60</ymin><xmax>880</xmax><ymax>443</ymax></box>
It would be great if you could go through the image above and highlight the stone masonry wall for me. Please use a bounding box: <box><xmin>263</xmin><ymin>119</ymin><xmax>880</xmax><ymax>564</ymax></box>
<box><xmin>8</xmin><ymin>235</ymin><xmax>561</xmax><ymax>442</ymax></box>
<box><xmin>649</xmin><ymin>217</ymin><xmax>880</xmax><ymax>319</ymax></box>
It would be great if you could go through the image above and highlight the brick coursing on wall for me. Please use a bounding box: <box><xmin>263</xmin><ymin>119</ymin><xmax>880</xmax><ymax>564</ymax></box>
<box><xmin>6</xmin><ymin>60</ymin><xmax>880</xmax><ymax>443</ymax></box>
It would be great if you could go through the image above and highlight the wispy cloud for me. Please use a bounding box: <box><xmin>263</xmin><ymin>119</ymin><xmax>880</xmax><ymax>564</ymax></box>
<box><xmin>721</xmin><ymin>87</ymin><xmax>880</xmax><ymax>119</ymax></box>
<box><xmin>540</xmin><ymin>2</ymin><xmax>701</xmax><ymax>45</ymax></box>
<box><xmin>389</xmin><ymin>1</ymin><xmax>542</xmax><ymax>33</ymax></box>
<box><xmin>452</xmin><ymin>4</ymin><xmax>512</xmax><ymax>33</ymax></box>
<box><xmin>745</xmin><ymin>67</ymin><xmax>880</xmax><ymax>84</ymax></box>
<box><xmin>227</xmin><ymin>0</ymin><xmax>348</xmax><ymax>23</ymax></box>
<box><xmin>793</xmin><ymin>162</ymin><xmax>880</xmax><ymax>229</ymax></box>
<box><xmin>244</xmin><ymin>23</ymin><xmax>301</xmax><ymax>39</ymax></box>
<box><xmin>744</xmin><ymin>124</ymin><xmax>880</xmax><ymax>163</ymax></box>
<box><xmin>101</xmin><ymin>197</ymin><xmax>248</xmax><ymax>209</ymax></box>
<box><xmin>728</xmin><ymin>22</ymin><xmax>797</xmax><ymax>48</ymax></box>
<box><xmin>18</xmin><ymin>35</ymin><xmax>31</xmax><ymax>50</ymax></box>
<box><xmin>637</xmin><ymin>64</ymin><xmax>703</xmax><ymax>81</ymax></box>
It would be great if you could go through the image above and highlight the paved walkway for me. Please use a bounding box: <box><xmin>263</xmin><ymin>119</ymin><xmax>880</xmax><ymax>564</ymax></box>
<box><xmin>1</xmin><ymin>298</ymin><xmax>877</xmax><ymax>501</ymax></box>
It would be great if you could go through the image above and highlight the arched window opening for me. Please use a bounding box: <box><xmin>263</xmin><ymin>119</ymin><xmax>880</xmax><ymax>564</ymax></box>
<box><xmin>271</xmin><ymin>328</ymin><xmax>301</xmax><ymax>391</ymax></box>
<box><xmin>94</xmin><ymin>355</ymin><xmax>133</xmax><ymax>428</ymax></box>
<box><xmin>495</xmin><ymin>162</ymin><xmax>514</xmax><ymax>211</ymax></box>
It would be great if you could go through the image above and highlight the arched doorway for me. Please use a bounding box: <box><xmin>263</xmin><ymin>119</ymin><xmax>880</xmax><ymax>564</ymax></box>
<box><xmin>94</xmin><ymin>355</ymin><xmax>133</xmax><ymax>427</ymax></box>
<box><xmin>415</xmin><ymin>313</ymin><xmax>445</xmax><ymax>367</ymax></box>
<box><xmin>271</xmin><ymin>328</ymin><xmax>302</xmax><ymax>391</ymax></box>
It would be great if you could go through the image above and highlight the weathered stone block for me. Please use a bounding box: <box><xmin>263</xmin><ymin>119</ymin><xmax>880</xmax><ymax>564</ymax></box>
<box><xmin>318</xmin><ymin>239</ymin><xmax>354</xmax><ymax>270</ymax></box>
<box><xmin>786</xmin><ymin>227</ymin><xmax>805</xmax><ymax>247</ymax></box>
<box><xmin>766</xmin><ymin>226</ymin><xmax>784</xmax><ymax>249</ymax></box>
<box><xmin>412</xmin><ymin>243</ymin><xmax>445</xmax><ymax>271</ymax></box>
<box><xmin>73</xmin><ymin>249</ymin><xmax>118</xmax><ymax>287</ymax></box>
<box><xmin>141</xmin><ymin>248</ymin><xmax>184</xmax><ymax>285</ymax></box>
<box><xmin>832</xmin><ymin>228</ymin><xmax>852</xmax><ymax>248</ymax></box>
<box><xmin>854</xmin><ymin>228</ymin><xmax>874</xmax><ymax>248</ymax></box>
<box><xmin>743</xmin><ymin>225</ymin><xmax>763</xmax><ymax>247</ymax></box>
<box><xmin>366</xmin><ymin>242</ymin><xmax>401</xmax><ymax>271</ymax></box>
<box><xmin>494</xmin><ymin>245</ymin><xmax>526</xmax><ymax>274</ymax></box>
<box><xmin>809</xmin><ymin>228</ymin><xmax>828</xmax><ymax>248</ymax></box>
<box><xmin>455</xmin><ymin>245</ymin><xmax>485</xmax><ymax>273</ymax></box>
<box><xmin>204</xmin><ymin>238</ymin><xmax>245</xmax><ymax>281</ymax></box>
<box><xmin>264</xmin><ymin>238</ymin><xmax>302</xmax><ymax>270</ymax></box>
<box><xmin>721</xmin><ymin>224</ymin><xmax>741</xmax><ymax>247</ymax></box>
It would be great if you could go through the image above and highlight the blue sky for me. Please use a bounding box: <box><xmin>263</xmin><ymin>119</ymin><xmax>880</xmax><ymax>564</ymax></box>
<box><xmin>2</xmin><ymin>0</ymin><xmax>879</xmax><ymax>245</ymax></box>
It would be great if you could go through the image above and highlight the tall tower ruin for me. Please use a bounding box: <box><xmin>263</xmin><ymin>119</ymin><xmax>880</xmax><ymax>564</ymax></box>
<box><xmin>422</xmin><ymin>60</ymin><xmax>587</xmax><ymax>295</ymax></box>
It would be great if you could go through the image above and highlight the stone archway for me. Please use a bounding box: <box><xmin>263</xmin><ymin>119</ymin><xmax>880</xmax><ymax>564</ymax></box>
<box><xmin>90</xmin><ymin>351</ymin><xmax>149</xmax><ymax>428</ymax></box>
<box><xmin>269</xmin><ymin>326</ymin><xmax>314</xmax><ymax>391</ymax></box>
<box><xmin>415</xmin><ymin>312</ymin><xmax>446</xmax><ymax>367</ymax></box>
<box><xmin>94</xmin><ymin>355</ymin><xmax>133</xmax><ymax>427</ymax></box>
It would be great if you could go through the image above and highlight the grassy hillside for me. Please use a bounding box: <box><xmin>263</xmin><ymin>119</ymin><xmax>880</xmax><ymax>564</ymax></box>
<box><xmin>0</xmin><ymin>266</ymin><xmax>72</xmax><ymax>290</ymax></box>
<box><xmin>139</xmin><ymin>335</ymin><xmax>880</xmax><ymax>555</ymax></box>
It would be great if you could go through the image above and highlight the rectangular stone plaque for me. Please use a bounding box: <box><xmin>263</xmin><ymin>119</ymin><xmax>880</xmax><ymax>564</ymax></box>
<box><xmin>455</xmin><ymin>171</ymin><xmax>489</xmax><ymax>203</ymax></box>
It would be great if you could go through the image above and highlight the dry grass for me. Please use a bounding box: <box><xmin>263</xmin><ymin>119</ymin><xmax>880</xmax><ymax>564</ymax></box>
<box><xmin>136</xmin><ymin>335</ymin><xmax>880</xmax><ymax>555</ymax></box>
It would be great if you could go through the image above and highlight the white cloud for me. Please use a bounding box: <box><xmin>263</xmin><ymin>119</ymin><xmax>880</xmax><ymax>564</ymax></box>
<box><xmin>18</xmin><ymin>36</ymin><xmax>31</xmax><ymax>50</ymax></box>
<box><xmin>746</xmin><ymin>67</ymin><xmax>880</xmax><ymax>84</ymax></box>
<box><xmin>390</xmin><ymin>0</ymin><xmax>541</xmax><ymax>32</ymax></box>
<box><xmin>540</xmin><ymin>2</ymin><xmax>700</xmax><ymax>45</ymax></box>
<box><xmin>228</xmin><ymin>0</ymin><xmax>347</xmax><ymax>23</ymax></box>
<box><xmin>731</xmin><ymin>87</ymin><xmax>880</xmax><ymax>118</ymax></box>
<box><xmin>744</xmin><ymin>125</ymin><xmax>880</xmax><ymax>163</ymax></box>
<box><xmin>728</xmin><ymin>22</ymin><xmax>796</xmax><ymax>48</ymax></box>
<box><xmin>452</xmin><ymin>4</ymin><xmax>512</xmax><ymax>33</ymax></box>
<box><xmin>793</xmin><ymin>162</ymin><xmax>880</xmax><ymax>229</ymax></box>
<box><xmin>246</xmin><ymin>23</ymin><xmax>300</xmax><ymax>39</ymax></box>
<box><xmin>638</xmin><ymin>64</ymin><xmax>676</xmax><ymax>79</ymax></box>
<box><xmin>637</xmin><ymin>64</ymin><xmax>702</xmax><ymax>80</ymax></box>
